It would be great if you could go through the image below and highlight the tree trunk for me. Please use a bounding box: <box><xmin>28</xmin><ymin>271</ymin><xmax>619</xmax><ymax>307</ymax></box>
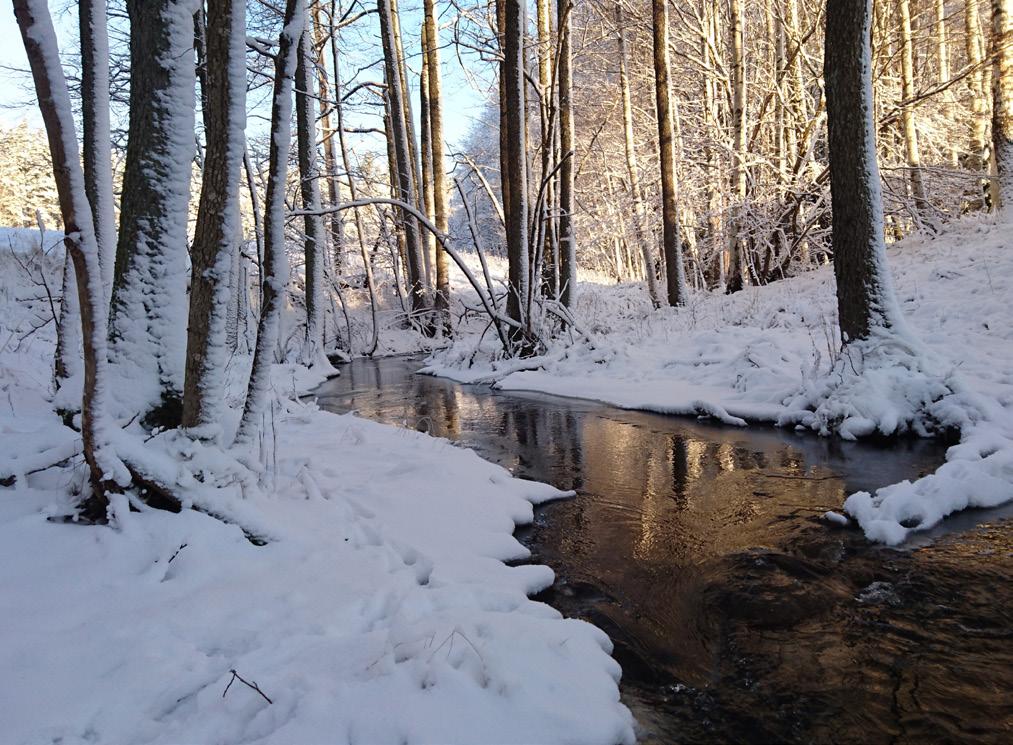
<box><xmin>651</xmin><ymin>0</ymin><xmax>687</xmax><ymax>306</ymax></box>
<box><xmin>79</xmin><ymin>0</ymin><xmax>116</xmax><ymax>304</ymax></box>
<box><xmin>726</xmin><ymin>0</ymin><xmax>748</xmax><ymax>293</ymax></box>
<box><xmin>825</xmin><ymin>0</ymin><xmax>905</xmax><ymax>342</ymax></box>
<box><xmin>993</xmin><ymin>0</ymin><xmax>1013</xmax><ymax>207</ymax></box>
<box><xmin>182</xmin><ymin>0</ymin><xmax>246</xmax><ymax>434</ymax></box>
<box><xmin>504</xmin><ymin>0</ymin><xmax>530</xmax><ymax>336</ymax></box>
<box><xmin>296</xmin><ymin>20</ymin><xmax>327</xmax><ymax>365</ymax></box>
<box><xmin>110</xmin><ymin>0</ymin><xmax>197</xmax><ymax>421</ymax></box>
<box><xmin>15</xmin><ymin>0</ymin><xmax>116</xmax><ymax>514</ymax></box>
<box><xmin>966</xmin><ymin>0</ymin><xmax>991</xmax><ymax>184</ymax></box>
<box><xmin>419</xmin><ymin>37</ymin><xmax>436</xmax><ymax>290</ymax></box>
<box><xmin>235</xmin><ymin>0</ymin><xmax>302</xmax><ymax>446</ymax></box>
<box><xmin>616</xmin><ymin>3</ymin><xmax>660</xmax><ymax>307</ymax></box>
<box><xmin>557</xmin><ymin>0</ymin><xmax>576</xmax><ymax>308</ymax></box>
<box><xmin>312</xmin><ymin>3</ymin><xmax>345</xmax><ymax>273</ymax></box>
<box><xmin>424</xmin><ymin>0</ymin><xmax>451</xmax><ymax>321</ymax></box>
<box><xmin>378</xmin><ymin>0</ymin><xmax>427</xmax><ymax>319</ymax></box>
<box><xmin>897</xmin><ymin>0</ymin><xmax>930</xmax><ymax>220</ymax></box>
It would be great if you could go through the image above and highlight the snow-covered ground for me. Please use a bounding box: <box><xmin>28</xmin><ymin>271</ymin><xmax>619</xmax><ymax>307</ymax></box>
<box><xmin>0</xmin><ymin>240</ymin><xmax>634</xmax><ymax>743</ymax></box>
<box><xmin>427</xmin><ymin>215</ymin><xmax>1013</xmax><ymax>545</ymax></box>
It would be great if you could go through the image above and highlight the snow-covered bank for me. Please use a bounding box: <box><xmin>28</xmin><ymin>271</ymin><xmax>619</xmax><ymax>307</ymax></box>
<box><xmin>0</xmin><ymin>246</ymin><xmax>634</xmax><ymax>744</ymax></box>
<box><xmin>426</xmin><ymin>216</ymin><xmax>1013</xmax><ymax>544</ymax></box>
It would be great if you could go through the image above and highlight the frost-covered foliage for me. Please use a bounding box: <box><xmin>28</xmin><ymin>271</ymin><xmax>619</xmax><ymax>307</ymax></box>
<box><xmin>0</xmin><ymin>123</ymin><xmax>59</xmax><ymax>228</ymax></box>
<box><xmin>427</xmin><ymin>215</ymin><xmax>1013</xmax><ymax>544</ymax></box>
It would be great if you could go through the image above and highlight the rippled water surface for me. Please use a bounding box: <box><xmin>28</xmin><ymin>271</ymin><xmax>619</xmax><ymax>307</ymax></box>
<box><xmin>316</xmin><ymin>355</ymin><xmax>1013</xmax><ymax>744</ymax></box>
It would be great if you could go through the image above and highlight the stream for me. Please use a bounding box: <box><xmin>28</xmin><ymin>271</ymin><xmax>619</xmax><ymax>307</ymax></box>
<box><xmin>315</xmin><ymin>355</ymin><xmax>1013</xmax><ymax>744</ymax></box>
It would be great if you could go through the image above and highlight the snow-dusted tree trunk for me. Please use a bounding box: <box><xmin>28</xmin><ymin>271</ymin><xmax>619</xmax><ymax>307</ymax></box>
<box><xmin>423</xmin><ymin>0</ymin><xmax>451</xmax><ymax>321</ymax></box>
<box><xmin>536</xmin><ymin>0</ymin><xmax>557</xmax><ymax>296</ymax></box>
<box><xmin>615</xmin><ymin>3</ymin><xmax>659</xmax><ymax>308</ymax></box>
<box><xmin>825</xmin><ymin>0</ymin><xmax>905</xmax><ymax>342</ymax></box>
<box><xmin>557</xmin><ymin>0</ymin><xmax>577</xmax><ymax>309</ymax></box>
<box><xmin>181</xmin><ymin>0</ymin><xmax>246</xmax><ymax>435</ymax></box>
<box><xmin>295</xmin><ymin>20</ymin><xmax>327</xmax><ymax>366</ymax></box>
<box><xmin>54</xmin><ymin>246</ymin><xmax>82</xmax><ymax>388</ymax></box>
<box><xmin>504</xmin><ymin>0</ymin><xmax>529</xmax><ymax>335</ymax></box>
<box><xmin>15</xmin><ymin>0</ymin><xmax>117</xmax><ymax>514</ymax></box>
<box><xmin>993</xmin><ymin>0</ymin><xmax>1013</xmax><ymax>208</ymax></box>
<box><xmin>110</xmin><ymin>0</ymin><xmax>198</xmax><ymax>420</ymax></box>
<box><xmin>235</xmin><ymin>0</ymin><xmax>302</xmax><ymax>446</ymax></box>
<box><xmin>650</xmin><ymin>0</ymin><xmax>687</xmax><ymax>307</ymax></box>
<box><xmin>79</xmin><ymin>0</ymin><xmax>115</xmax><ymax>303</ymax></box>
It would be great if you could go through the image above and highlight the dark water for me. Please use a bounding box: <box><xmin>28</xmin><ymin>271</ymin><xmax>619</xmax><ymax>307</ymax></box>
<box><xmin>315</xmin><ymin>355</ymin><xmax>1013</xmax><ymax>744</ymax></box>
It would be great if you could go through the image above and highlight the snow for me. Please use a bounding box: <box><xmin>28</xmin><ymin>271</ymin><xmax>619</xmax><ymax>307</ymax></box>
<box><xmin>0</xmin><ymin>256</ymin><xmax>634</xmax><ymax>744</ymax></box>
<box><xmin>426</xmin><ymin>214</ymin><xmax>1013</xmax><ymax>545</ymax></box>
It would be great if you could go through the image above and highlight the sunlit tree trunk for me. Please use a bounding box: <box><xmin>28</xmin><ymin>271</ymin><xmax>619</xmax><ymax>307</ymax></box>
<box><xmin>312</xmin><ymin>3</ymin><xmax>344</xmax><ymax>272</ymax></box>
<box><xmin>424</xmin><ymin>0</ymin><xmax>451</xmax><ymax>321</ymax></box>
<box><xmin>557</xmin><ymin>0</ymin><xmax>576</xmax><ymax>308</ymax></box>
<box><xmin>992</xmin><ymin>0</ymin><xmax>1013</xmax><ymax>208</ymax></box>
<box><xmin>504</xmin><ymin>0</ymin><xmax>529</xmax><ymax>335</ymax></box>
<box><xmin>897</xmin><ymin>0</ymin><xmax>930</xmax><ymax>219</ymax></box>
<box><xmin>651</xmin><ymin>0</ymin><xmax>687</xmax><ymax>306</ymax></box>
<box><xmin>726</xmin><ymin>0</ymin><xmax>748</xmax><ymax>293</ymax></box>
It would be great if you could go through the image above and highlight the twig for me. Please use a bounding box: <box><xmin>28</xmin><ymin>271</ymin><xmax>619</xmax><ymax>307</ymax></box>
<box><xmin>222</xmin><ymin>669</ymin><xmax>273</xmax><ymax>704</ymax></box>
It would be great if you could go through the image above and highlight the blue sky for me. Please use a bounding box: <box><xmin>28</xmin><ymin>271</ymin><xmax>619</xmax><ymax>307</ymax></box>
<box><xmin>0</xmin><ymin>2</ymin><xmax>490</xmax><ymax>151</ymax></box>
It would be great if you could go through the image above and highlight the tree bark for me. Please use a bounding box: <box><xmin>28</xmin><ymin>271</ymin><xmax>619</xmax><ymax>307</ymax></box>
<box><xmin>726</xmin><ymin>0</ymin><xmax>748</xmax><ymax>293</ymax></box>
<box><xmin>825</xmin><ymin>0</ymin><xmax>905</xmax><ymax>342</ymax></box>
<box><xmin>966</xmin><ymin>0</ymin><xmax>991</xmax><ymax>182</ymax></box>
<box><xmin>312</xmin><ymin>3</ymin><xmax>345</xmax><ymax>273</ymax></box>
<box><xmin>424</xmin><ymin>0</ymin><xmax>451</xmax><ymax>321</ymax></box>
<box><xmin>504</xmin><ymin>0</ymin><xmax>530</xmax><ymax>335</ymax></box>
<box><xmin>993</xmin><ymin>0</ymin><xmax>1013</xmax><ymax>207</ymax></box>
<box><xmin>897</xmin><ymin>0</ymin><xmax>930</xmax><ymax>219</ymax></box>
<box><xmin>557</xmin><ymin>0</ymin><xmax>576</xmax><ymax>308</ymax></box>
<box><xmin>296</xmin><ymin>19</ymin><xmax>327</xmax><ymax>365</ymax></box>
<box><xmin>15</xmin><ymin>0</ymin><xmax>116</xmax><ymax>513</ymax></box>
<box><xmin>651</xmin><ymin>0</ymin><xmax>687</xmax><ymax>306</ymax></box>
<box><xmin>235</xmin><ymin>0</ymin><xmax>302</xmax><ymax>446</ymax></box>
<box><xmin>182</xmin><ymin>0</ymin><xmax>245</xmax><ymax>434</ymax></box>
<box><xmin>79</xmin><ymin>0</ymin><xmax>116</xmax><ymax>304</ymax></box>
<box><xmin>378</xmin><ymin>0</ymin><xmax>427</xmax><ymax>318</ymax></box>
<box><xmin>111</xmin><ymin>0</ymin><xmax>197</xmax><ymax>420</ymax></box>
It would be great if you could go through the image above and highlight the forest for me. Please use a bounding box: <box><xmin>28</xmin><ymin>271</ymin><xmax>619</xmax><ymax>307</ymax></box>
<box><xmin>0</xmin><ymin>0</ymin><xmax>1011</xmax><ymax>742</ymax></box>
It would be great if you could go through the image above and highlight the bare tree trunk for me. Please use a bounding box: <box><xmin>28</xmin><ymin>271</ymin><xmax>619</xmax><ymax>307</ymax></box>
<box><xmin>936</xmin><ymin>0</ymin><xmax>958</xmax><ymax>167</ymax></box>
<box><xmin>419</xmin><ymin>37</ymin><xmax>436</xmax><ymax>290</ymax></box>
<box><xmin>557</xmin><ymin>0</ymin><xmax>576</xmax><ymax>309</ymax></box>
<box><xmin>15</xmin><ymin>0</ymin><xmax>116</xmax><ymax>514</ymax></box>
<box><xmin>967</xmin><ymin>0</ymin><xmax>991</xmax><ymax>185</ymax></box>
<box><xmin>111</xmin><ymin>0</ymin><xmax>197</xmax><ymax>421</ymax></box>
<box><xmin>616</xmin><ymin>3</ymin><xmax>660</xmax><ymax>307</ymax></box>
<box><xmin>182</xmin><ymin>0</ymin><xmax>246</xmax><ymax>434</ymax></box>
<box><xmin>296</xmin><ymin>20</ymin><xmax>327</xmax><ymax>365</ymax></box>
<box><xmin>79</xmin><ymin>0</ymin><xmax>116</xmax><ymax>304</ymax></box>
<box><xmin>236</xmin><ymin>0</ymin><xmax>302</xmax><ymax>446</ymax></box>
<box><xmin>651</xmin><ymin>0</ymin><xmax>687</xmax><ymax>306</ymax></box>
<box><xmin>702</xmin><ymin>0</ymin><xmax>724</xmax><ymax>287</ymax></box>
<box><xmin>537</xmin><ymin>0</ymin><xmax>557</xmax><ymax>295</ymax></box>
<box><xmin>825</xmin><ymin>0</ymin><xmax>905</xmax><ymax>342</ymax></box>
<box><xmin>378</xmin><ymin>0</ymin><xmax>427</xmax><ymax>319</ymax></box>
<box><xmin>727</xmin><ymin>0</ymin><xmax>748</xmax><ymax>293</ymax></box>
<box><xmin>898</xmin><ymin>0</ymin><xmax>930</xmax><ymax>219</ymax></box>
<box><xmin>55</xmin><ymin>242</ymin><xmax>82</xmax><ymax>389</ymax></box>
<box><xmin>504</xmin><ymin>0</ymin><xmax>530</xmax><ymax>336</ymax></box>
<box><xmin>424</xmin><ymin>0</ymin><xmax>451</xmax><ymax>322</ymax></box>
<box><xmin>312</xmin><ymin>3</ymin><xmax>345</xmax><ymax>272</ymax></box>
<box><xmin>993</xmin><ymin>0</ymin><xmax>1013</xmax><ymax>207</ymax></box>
